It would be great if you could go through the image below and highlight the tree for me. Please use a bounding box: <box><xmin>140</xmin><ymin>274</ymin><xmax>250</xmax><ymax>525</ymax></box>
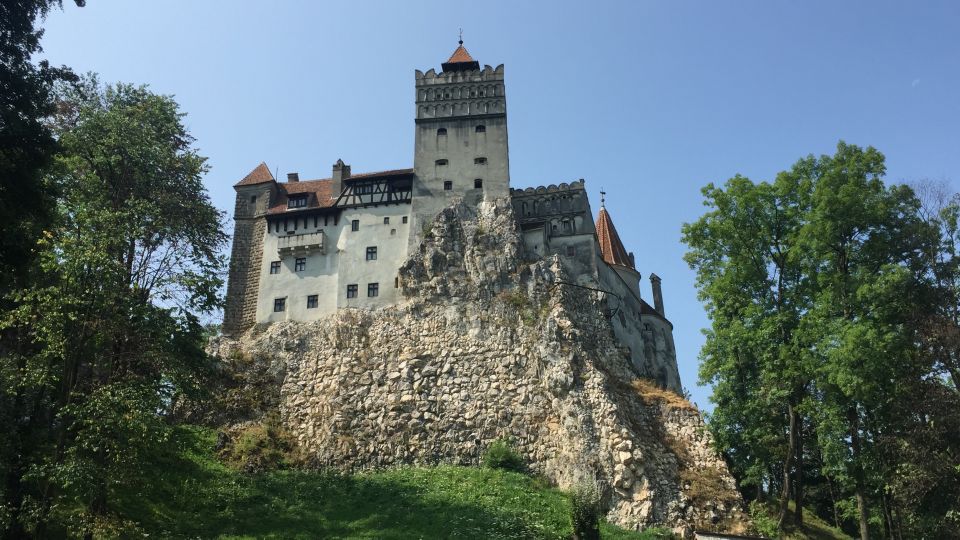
<box><xmin>0</xmin><ymin>0</ymin><xmax>84</xmax><ymax>293</ymax></box>
<box><xmin>683</xmin><ymin>172</ymin><xmax>811</xmax><ymax>528</ymax></box>
<box><xmin>0</xmin><ymin>77</ymin><xmax>225</xmax><ymax>537</ymax></box>
<box><xmin>684</xmin><ymin>142</ymin><xmax>956</xmax><ymax>539</ymax></box>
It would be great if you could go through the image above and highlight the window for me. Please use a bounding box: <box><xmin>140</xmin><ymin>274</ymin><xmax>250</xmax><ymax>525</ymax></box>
<box><xmin>435</xmin><ymin>159</ymin><xmax>448</xmax><ymax>166</ymax></box>
<box><xmin>346</xmin><ymin>284</ymin><xmax>358</xmax><ymax>298</ymax></box>
<box><xmin>566</xmin><ymin>245</ymin><xmax>576</xmax><ymax>257</ymax></box>
<box><xmin>368</xmin><ymin>283</ymin><xmax>379</xmax><ymax>297</ymax></box>
<box><xmin>306</xmin><ymin>295</ymin><xmax>318</xmax><ymax>309</ymax></box>
<box><xmin>273</xmin><ymin>298</ymin><xmax>286</xmax><ymax>312</ymax></box>
<box><xmin>288</xmin><ymin>196</ymin><xmax>307</xmax><ymax>209</ymax></box>
<box><xmin>437</xmin><ymin>128</ymin><xmax>447</xmax><ymax>135</ymax></box>
<box><xmin>249</xmin><ymin>195</ymin><xmax>257</xmax><ymax>204</ymax></box>
<box><xmin>474</xmin><ymin>179</ymin><xmax>483</xmax><ymax>189</ymax></box>
<box><xmin>563</xmin><ymin>219</ymin><xmax>572</xmax><ymax>233</ymax></box>
<box><xmin>402</xmin><ymin>216</ymin><xmax>408</xmax><ymax>224</ymax></box>
<box><xmin>357</xmin><ymin>184</ymin><xmax>374</xmax><ymax>195</ymax></box>
<box><xmin>295</xmin><ymin>257</ymin><xmax>306</xmax><ymax>272</ymax></box>
<box><xmin>394</xmin><ymin>277</ymin><xmax>399</xmax><ymax>288</ymax></box>
<box><xmin>383</xmin><ymin>217</ymin><xmax>390</xmax><ymax>225</ymax></box>
<box><xmin>475</xmin><ymin>125</ymin><xmax>486</xmax><ymax>133</ymax></box>
<box><xmin>443</xmin><ymin>181</ymin><xmax>453</xmax><ymax>191</ymax></box>
<box><xmin>366</xmin><ymin>246</ymin><xmax>377</xmax><ymax>261</ymax></box>
<box><xmin>270</xmin><ymin>261</ymin><xmax>281</xmax><ymax>274</ymax></box>
<box><xmin>351</xmin><ymin>219</ymin><xmax>359</xmax><ymax>231</ymax></box>
<box><xmin>474</xmin><ymin>157</ymin><xmax>487</xmax><ymax>165</ymax></box>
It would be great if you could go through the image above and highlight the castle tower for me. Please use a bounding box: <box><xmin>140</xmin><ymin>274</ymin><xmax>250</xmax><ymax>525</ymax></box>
<box><xmin>409</xmin><ymin>39</ymin><xmax>510</xmax><ymax>246</ymax></box>
<box><xmin>223</xmin><ymin>162</ymin><xmax>277</xmax><ymax>336</ymax></box>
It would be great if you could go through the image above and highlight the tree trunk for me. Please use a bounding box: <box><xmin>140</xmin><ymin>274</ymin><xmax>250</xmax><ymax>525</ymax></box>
<box><xmin>849</xmin><ymin>406</ymin><xmax>870</xmax><ymax>540</ymax></box>
<box><xmin>793</xmin><ymin>419</ymin><xmax>804</xmax><ymax>527</ymax></box>
<box><xmin>777</xmin><ymin>402</ymin><xmax>799</xmax><ymax>530</ymax></box>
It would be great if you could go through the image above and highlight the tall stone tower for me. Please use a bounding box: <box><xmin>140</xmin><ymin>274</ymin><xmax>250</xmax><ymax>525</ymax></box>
<box><xmin>409</xmin><ymin>40</ymin><xmax>510</xmax><ymax>246</ymax></box>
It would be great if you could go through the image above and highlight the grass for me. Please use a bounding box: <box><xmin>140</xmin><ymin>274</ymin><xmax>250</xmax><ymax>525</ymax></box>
<box><xmin>750</xmin><ymin>500</ymin><xmax>852</xmax><ymax>540</ymax></box>
<box><xmin>114</xmin><ymin>426</ymin><xmax>675</xmax><ymax>539</ymax></box>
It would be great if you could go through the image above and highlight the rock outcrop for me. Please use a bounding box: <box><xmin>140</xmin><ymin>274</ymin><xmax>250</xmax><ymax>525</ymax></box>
<box><xmin>211</xmin><ymin>198</ymin><xmax>748</xmax><ymax>536</ymax></box>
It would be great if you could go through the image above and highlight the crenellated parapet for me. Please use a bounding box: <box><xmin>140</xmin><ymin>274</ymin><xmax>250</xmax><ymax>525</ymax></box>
<box><xmin>415</xmin><ymin>64</ymin><xmax>506</xmax><ymax>122</ymax></box>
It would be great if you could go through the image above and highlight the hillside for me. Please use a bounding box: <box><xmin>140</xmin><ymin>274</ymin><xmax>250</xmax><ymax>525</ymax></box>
<box><xmin>109</xmin><ymin>426</ymin><xmax>675</xmax><ymax>539</ymax></box>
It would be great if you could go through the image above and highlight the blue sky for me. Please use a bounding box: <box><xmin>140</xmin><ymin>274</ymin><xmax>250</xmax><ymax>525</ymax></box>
<box><xmin>39</xmin><ymin>1</ymin><xmax>960</xmax><ymax>411</ymax></box>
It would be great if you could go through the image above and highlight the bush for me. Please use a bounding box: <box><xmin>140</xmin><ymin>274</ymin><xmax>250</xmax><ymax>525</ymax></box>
<box><xmin>218</xmin><ymin>422</ymin><xmax>299</xmax><ymax>473</ymax></box>
<box><xmin>481</xmin><ymin>438</ymin><xmax>526</xmax><ymax>473</ymax></box>
<box><xmin>570</xmin><ymin>479</ymin><xmax>602</xmax><ymax>540</ymax></box>
<box><xmin>748</xmin><ymin>500</ymin><xmax>778</xmax><ymax>538</ymax></box>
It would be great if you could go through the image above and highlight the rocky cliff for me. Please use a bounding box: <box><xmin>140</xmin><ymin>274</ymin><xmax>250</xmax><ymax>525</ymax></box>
<box><xmin>211</xmin><ymin>198</ymin><xmax>748</xmax><ymax>536</ymax></box>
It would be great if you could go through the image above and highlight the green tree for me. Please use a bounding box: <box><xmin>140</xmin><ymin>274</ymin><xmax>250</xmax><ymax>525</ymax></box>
<box><xmin>0</xmin><ymin>78</ymin><xmax>225</xmax><ymax>537</ymax></box>
<box><xmin>682</xmin><ymin>172</ymin><xmax>811</xmax><ymax>528</ymax></box>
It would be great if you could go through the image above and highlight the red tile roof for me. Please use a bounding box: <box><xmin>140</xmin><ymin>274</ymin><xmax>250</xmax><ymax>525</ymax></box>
<box><xmin>265</xmin><ymin>168</ymin><xmax>414</xmax><ymax>215</ymax></box>
<box><xmin>234</xmin><ymin>162</ymin><xmax>274</xmax><ymax>187</ymax></box>
<box><xmin>596</xmin><ymin>206</ymin><xmax>635</xmax><ymax>269</ymax></box>
<box><xmin>446</xmin><ymin>44</ymin><xmax>475</xmax><ymax>64</ymax></box>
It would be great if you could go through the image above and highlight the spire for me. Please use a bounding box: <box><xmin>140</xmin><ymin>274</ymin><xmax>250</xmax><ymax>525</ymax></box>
<box><xmin>442</xmin><ymin>32</ymin><xmax>480</xmax><ymax>72</ymax></box>
<box><xmin>596</xmin><ymin>203</ymin><xmax>635</xmax><ymax>269</ymax></box>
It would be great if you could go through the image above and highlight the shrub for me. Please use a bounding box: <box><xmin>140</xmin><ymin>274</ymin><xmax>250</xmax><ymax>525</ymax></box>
<box><xmin>481</xmin><ymin>438</ymin><xmax>526</xmax><ymax>473</ymax></box>
<box><xmin>570</xmin><ymin>479</ymin><xmax>602</xmax><ymax>540</ymax></box>
<box><xmin>218</xmin><ymin>422</ymin><xmax>299</xmax><ymax>473</ymax></box>
<box><xmin>748</xmin><ymin>500</ymin><xmax>779</xmax><ymax>538</ymax></box>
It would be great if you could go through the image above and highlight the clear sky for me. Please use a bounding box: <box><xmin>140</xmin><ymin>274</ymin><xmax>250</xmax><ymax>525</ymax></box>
<box><xmin>38</xmin><ymin>1</ymin><xmax>960</xmax><ymax>411</ymax></box>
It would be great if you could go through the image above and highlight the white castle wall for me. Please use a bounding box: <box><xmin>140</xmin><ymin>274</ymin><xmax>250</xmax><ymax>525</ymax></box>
<box><xmin>255</xmin><ymin>204</ymin><xmax>412</xmax><ymax>322</ymax></box>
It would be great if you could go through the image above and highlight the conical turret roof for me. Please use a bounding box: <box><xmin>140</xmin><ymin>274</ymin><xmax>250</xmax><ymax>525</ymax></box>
<box><xmin>442</xmin><ymin>40</ymin><xmax>480</xmax><ymax>72</ymax></box>
<box><xmin>597</xmin><ymin>205</ymin><xmax>635</xmax><ymax>269</ymax></box>
<box><xmin>234</xmin><ymin>161</ymin><xmax>275</xmax><ymax>187</ymax></box>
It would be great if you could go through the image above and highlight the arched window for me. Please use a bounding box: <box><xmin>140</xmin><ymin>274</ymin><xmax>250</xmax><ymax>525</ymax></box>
<box><xmin>474</xmin><ymin>179</ymin><xmax>483</xmax><ymax>189</ymax></box>
<box><xmin>437</xmin><ymin>128</ymin><xmax>447</xmax><ymax>136</ymax></box>
<box><xmin>475</xmin><ymin>125</ymin><xmax>486</xmax><ymax>133</ymax></box>
<box><xmin>435</xmin><ymin>159</ymin><xmax>448</xmax><ymax>166</ymax></box>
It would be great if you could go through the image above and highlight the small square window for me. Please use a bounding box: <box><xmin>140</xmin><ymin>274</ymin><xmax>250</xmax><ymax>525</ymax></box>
<box><xmin>437</xmin><ymin>128</ymin><xmax>447</xmax><ymax>135</ymax></box>
<box><xmin>475</xmin><ymin>125</ymin><xmax>486</xmax><ymax>133</ymax></box>
<box><xmin>250</xmin><ymin>195</ymin><xmax>257</xmax><ymax>204</ymax></box>
<box><xmin>566</xmin><ymin>246</ymin><xmax>576</xmax><ymax>257</ymax></box>
<box><xmin>273</xmin><ymin>298</ymin><xmax>286</xmax><ymax>312</ymax></box>
<box><xmin>347</xmin><ymin>284</ymin><xmax>358</xmax><ymax>298</ymax></box>
<box><xmin>295</xmin><ymin>257</ymin><xmax>306</xmax><ymax>272</ymax></box>
<box><xmin>435</xmin><ymin>159</ymin><xmax>448</xmax><ymax>166</ymax></box>
<box><xmin>306</xmin><ymin>295</ymin><xmax>318</xmax><ymax>309</ymax></box>
<box><xmin>368</xmin><ymin>283</ymin><xmax>379</xmax><ymax>297</ymax></box>
<box><xmin>270</xmin><ymin>261</ymin><xmax>281</xmax><ymax>274</ymax></box>
<box><xmin>474</xmin><ymin>157</ymin><xmax>487</xmax><ymax>165</ymax></box>
<box><xmin>383</xmin><ymin>217</ymin><xmax>390</xmax><ymax>225</ymax></box>
<box><xmin>443</xmin><ymin>181</ymin><xmax>453</xmax><ymax>191</ymax></box>
<box><xmin>474</xmin><ymin>179</ymin><xmax>483</xmax><ymax>189</ymax></box>
<box><xmin>402</xmin><ymin>216</ymin><xmax>408</xmax><ymax>224</ymax></box>
<box><xmin>366</xmin><ymin>246</ymin><xmax>377</xmax><ymax>261</ymax></box>
<box><xmin>351</xmin><ymin>219</ymin><xmax>359</xmax><ymax>231</ymax></box>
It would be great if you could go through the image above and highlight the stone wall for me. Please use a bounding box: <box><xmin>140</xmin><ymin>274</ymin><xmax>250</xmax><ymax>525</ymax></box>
<box><xmin>223</xmin><ymin>215</ymin><xmax>266</xmax><ymax>336</ymax></box>
<box><xmin>214</xmin><ymin>198</ymin><xmax>748</xmax><ymax>537</ymax></box>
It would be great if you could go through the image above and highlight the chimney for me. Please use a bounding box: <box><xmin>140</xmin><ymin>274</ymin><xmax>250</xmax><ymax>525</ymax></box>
<box><xmin>332</xmin><ymin>159</ymin><xmax>351</xmax><ymax>198</ymax></box>
<box><xmin>287</xmin><ymin>172</ymin><xmax>299</xmax><ymax>183</ymax></box>
<box><xmin>650</xmin><ymin>273</ymin><xmax>664</xmax><ymax>316</ymax></box>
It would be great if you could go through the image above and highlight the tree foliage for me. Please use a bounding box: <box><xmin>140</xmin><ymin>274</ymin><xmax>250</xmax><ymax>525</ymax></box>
<box><xmin>683</xmin><ymin>142</ymin><xmax>960</xmax><ymax>539</ymax></box>
<box><xmin>0</xmin><ymin>77</ymin><xmax>225</xmax><ymax>537</ymax></box>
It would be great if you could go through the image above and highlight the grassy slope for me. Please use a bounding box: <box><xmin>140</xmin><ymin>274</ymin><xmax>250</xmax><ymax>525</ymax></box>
<box><xmin>116</xmin><ymin>427</ymin><xmax>673</xmax><ymax>539</ymax></box>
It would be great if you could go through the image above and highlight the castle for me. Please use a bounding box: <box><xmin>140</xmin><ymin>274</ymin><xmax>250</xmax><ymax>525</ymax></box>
<box><xmin>222</xmin><ymin>41</ymin><xmax>681</xmax><ymax>392</ymax></box>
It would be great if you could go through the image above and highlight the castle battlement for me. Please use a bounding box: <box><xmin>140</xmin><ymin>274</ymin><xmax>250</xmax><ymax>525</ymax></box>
<box><xmin>414</xmin><ymin>64</ymin><xmax>505</xmax><ymax>84</ymax></box>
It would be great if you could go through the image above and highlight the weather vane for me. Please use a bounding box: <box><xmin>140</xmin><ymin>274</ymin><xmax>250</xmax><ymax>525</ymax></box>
<box><xmin>459</xmin><ymin>28</ymin><xmax>463</xmax><ymax>45</ymax></box>
<box><xmin>600</xmin><ymin>188</ymin><xmax>606</xmax><ymax>208</ymax></box>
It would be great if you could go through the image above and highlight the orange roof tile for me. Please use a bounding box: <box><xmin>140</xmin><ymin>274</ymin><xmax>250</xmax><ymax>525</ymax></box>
<box><xmin>265</xmin><ymin>168</ymin><xmax>414</xmax><ymax>215</ymax></box>
<box><xmin>596</xmin><ymin>206</ymin><xmax>635</xmax><ymax>269</ymax></box>
<box><xmin>446</xmin><ymin>44</ymin><xmax>475</xmax><ymax>64</ymax></box>
<box><xmin>234</xmin><ymin>161</ymin><xmax>274</xmax><ymax>187</ymax></box>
